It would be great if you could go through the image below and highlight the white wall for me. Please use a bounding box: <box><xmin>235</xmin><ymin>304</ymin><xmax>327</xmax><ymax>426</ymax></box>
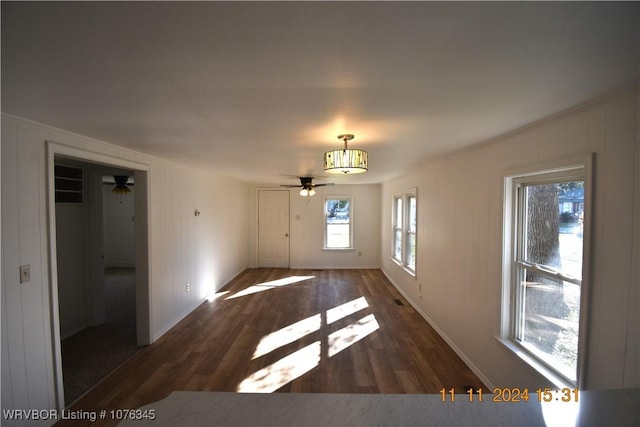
<box><xmin>103</xmin><ymin>184</ymin><xmax>136</xmax><ymax>268</ymax></box>
<box><xmin>1</xmin><ymin>114</ymin><xmax>250</xmax><ymax>422</ymax></box>
<box><xmin>55</xmin><ymin>201</ymin><xmax>90</xmax><ymax>338</ymax></box>
<box><xmin>248</xmin><ymin>184</ymin><xmax>381</xmax><ymax>269</ymax></box>
<box><xmin>381</xmin><ymin>88</ymin><xmax>640</xmax><ymax>391</ymax></box>
<box><xmin>56</xmin><ymin>166</ymin><xmax>113</xmax><ymax>338</ymax></box>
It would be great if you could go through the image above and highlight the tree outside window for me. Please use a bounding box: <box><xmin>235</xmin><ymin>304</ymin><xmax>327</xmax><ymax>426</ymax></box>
<box><xmin>503</xmin><ymin>157</ymin><xmax>591</xmax><ymax>386</ymax></box>
<box><xmin>516</xmin><ymin>180</ymin><xmax>584</xmax><ymax>382</ymax></box>
<box><xmin>324</xmin><ymin>198</ymin><xmax>352</xmax><ymax>249</ymax></box>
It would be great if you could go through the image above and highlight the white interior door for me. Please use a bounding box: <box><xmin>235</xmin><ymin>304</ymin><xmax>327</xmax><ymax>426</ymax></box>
<box><xmin>258</xmin><ymin>190</ymin><xmax>290</xmax><ymax>268</ymax></box>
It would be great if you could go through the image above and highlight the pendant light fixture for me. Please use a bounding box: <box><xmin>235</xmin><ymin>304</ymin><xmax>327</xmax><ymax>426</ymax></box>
<box><xmin>323</xmin><ymin>134</ymin><xmax>368</xmax><ymax>174</ymax></box>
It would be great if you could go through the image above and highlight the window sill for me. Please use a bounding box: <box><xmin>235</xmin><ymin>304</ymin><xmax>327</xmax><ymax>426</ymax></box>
<box><xmin>323</xmin><ymin>247</ymin><xmax>354</xmax><ymax>251</ymax></box>
<box><xmin>495</xmin><ymin>337</ymin><xmax>573</xmax><ymax>389</ymax></box>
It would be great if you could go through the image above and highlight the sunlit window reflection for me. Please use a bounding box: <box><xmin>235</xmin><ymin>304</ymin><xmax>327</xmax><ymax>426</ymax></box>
<box><xmin>226</xmin><ymin>276</ymin><xmax>315</xmax><ymax>300</ymax></box>
<box><xmin>252</xmin><ymin>314</ymin><xmax>321</xmax><ymax>360</ymax></box>
<box><xmin>541</xmin><ymin>399</ymin><xmax>580</xmax><ymax>427</ymax></box>
<box><xmin>237</xmin><ymin>341</ymin><xmax>321</xmax><ymax>393</ymax></box>
<box><xmin>328</xmin><ymin>314</ymin><xmax>380</xmax><ymax>357</ymax></box>
<box><xmin>326</xmin><ymin>296</ymin><xmax>369</xmax><ymax>325</ymax></box>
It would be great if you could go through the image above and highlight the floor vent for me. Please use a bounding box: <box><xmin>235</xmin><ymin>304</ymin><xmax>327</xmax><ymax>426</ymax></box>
<box><xmin>394</xmin><ymin>299</ymin><xmax>404</xmax><ymax>306</ymax></box>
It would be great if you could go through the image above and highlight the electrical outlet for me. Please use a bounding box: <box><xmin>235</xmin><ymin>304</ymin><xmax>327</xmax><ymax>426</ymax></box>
<box><xmin>20</xmin><ymin>265</ymin><xmax>31</xmax><ymax>283</ymax></box>
<box><xmin>185</xmin><ymin>283</ymin><xmax>191</xmax><ymax>293</ymax></box>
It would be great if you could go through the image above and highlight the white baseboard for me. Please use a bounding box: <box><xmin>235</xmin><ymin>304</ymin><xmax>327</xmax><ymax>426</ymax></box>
<box><xmin>381</xmin><ymin>269</ymin><xmax>494</xmax><ymax>390</ymax></box>
<box><xmin>60</xmin><ymin>324</ymin><xmax>88</xmax><ymax>340</ymax></box>
<box><xmin>153</xmin><ymin>266</ymin><xmax>250</xmax><ymax>342</ymax></box>
<box><xmin>153</xmin><ymin>312</ymin><xmax>186</xmax><ymax>342</ymax></box>
<box><xmin>217</xmin><ymin>266</ymin><xmax>250</xmax><ymax>292</ymax></box>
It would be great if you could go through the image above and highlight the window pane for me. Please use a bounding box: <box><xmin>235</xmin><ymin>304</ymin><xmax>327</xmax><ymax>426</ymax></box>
<box><xmin>517</xmin><ymin>179</ymin><xmax>584</xmax><ymax>382</ymax></box>
<box><xmin>326</xmin><ymin>199</ymin><xmax>351</xmax><ymax>248</ymax></box>
<box><xmin>327</xmin><ymin>224</ymin><xmax>350</xmax><ymax>248</ymax></box>
<box><xmin>408</xmin><ymin>196</ymin><xmax>416</xmax><ymax>233</ymax></box>
<box><xmin>395</xmin><ymin>197</ymin><xmax>403</xmax><ymax>228</ymax></box>
<box><xmin>406</xmin><ymin>233</ymin><xmax>416</xmax><ymax>269</ymax></box>
<box><xmin>518</xmin><ymin>269</ymin><xmax>580</xmax><ymax>381</ymax></box>
<box><xmin>394</xmin><ymin>229</ymin><xmax>402</xmax><ymax>260</ymax></box>
<box><xmin>524</xmin><ymin>181</ymin><xmax>583</xmax><ymax>279</ymax></box>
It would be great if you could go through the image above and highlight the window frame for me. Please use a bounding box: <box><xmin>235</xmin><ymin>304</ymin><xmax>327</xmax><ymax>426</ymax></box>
<box><xmin>323</xmin><ymin>196</ymin><xmax>354</xmax><ymax>250</ymax></box>
<box><xmin>500</xmin><ymin>155</ymin><xmax>593</xmax><ymax>388</ymax></box>
<box><xmin>392</xmin><ymin>195</ymin><xmax>403</xmax><ymax>263</ymax></box>
<box><xmin>392</xmin><ymin>188</ymin><xmax>417</xmax><ymax>276</ymax></box>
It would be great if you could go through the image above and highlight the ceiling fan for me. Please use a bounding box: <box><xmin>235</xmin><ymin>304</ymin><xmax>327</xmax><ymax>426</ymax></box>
<box><xmin>102</xmin><ymin>175</ymin><xmax>134</xmax><ymax>203</ymax></box>
<box><xmin>280</xmin><ymin>176</ymin><xmax>334</xmax><ymax>197</ymax></box>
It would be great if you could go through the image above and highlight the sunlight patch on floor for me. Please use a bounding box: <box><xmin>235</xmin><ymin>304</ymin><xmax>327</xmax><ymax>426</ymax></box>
<box><xmin>239</xmin><ymin>294</ymin><xmax>380</xmax><ymax>392</ymax></box>
<box><xmin>206</xmin><ymin>291</ymin><xmax>229</xmax><ymax>302</ymax></box>
<box><xmin>252</xmin><ymin>314</ymin><xmax>322</xmax><ymax>360</ymax></box>
<box><xmin>326</xmin><ymin>296</ymin><xmax>369</xmax><ymax>325</ymax></box>
<box><xmin>226</xmin><ymin>276</ymin><xmax>315</xmax><ymax>300</ymax></box>
<box><xmin>328</xmin><ymin>314</ymin><xmax>380</xmax><ymax>357</ymax></box>
<box><xmin>237</xmin><ymin>341</ymin><xmax>321</xmax><ymax>393</ymax></box>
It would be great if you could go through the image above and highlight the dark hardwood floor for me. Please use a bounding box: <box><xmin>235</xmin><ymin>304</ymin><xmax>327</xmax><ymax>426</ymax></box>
<box><xmin>62</xmin><ymin>268</ymin><xmax>486</xmax><ymax>426</ymax></box>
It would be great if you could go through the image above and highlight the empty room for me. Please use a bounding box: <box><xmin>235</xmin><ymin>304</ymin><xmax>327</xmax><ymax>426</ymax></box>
<box><xmin>1</xmin><ymin>2</ymin><xmax>639</xmax><ymax>426</ymax></box>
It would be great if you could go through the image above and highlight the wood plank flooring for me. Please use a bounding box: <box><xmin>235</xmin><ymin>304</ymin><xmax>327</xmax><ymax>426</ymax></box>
<box><xmin>62</xmin><ymin>269</ymin><xmax>486</xmax><ymax>426</ymax></box>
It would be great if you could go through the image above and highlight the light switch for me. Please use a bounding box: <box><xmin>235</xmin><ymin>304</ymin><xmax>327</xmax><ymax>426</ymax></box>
<box><xmin>19</xmin><ymin>265</ymin><xmax>31</xmax><ymax>283</ymax></box>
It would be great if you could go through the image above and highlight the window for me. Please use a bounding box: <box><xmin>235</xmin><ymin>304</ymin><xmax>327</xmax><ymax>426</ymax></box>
<box><xmin>502</xmin><ymin>157</ymin><xmax>591</xmax><ymax>386</ymax></box>
<box><xmin>324</xmin><ymin>197</ymin><xmax>353</xmax><ymax>249</ymax></box>
<box><xmin>392</xmin><ymin>189</ymin><xmax>417</xmax><ymax>274</ymax></box>
<box><xmin>393</xmin><ymin>197</ymin><xmax>403</xmax><ymax>261</ymax></box>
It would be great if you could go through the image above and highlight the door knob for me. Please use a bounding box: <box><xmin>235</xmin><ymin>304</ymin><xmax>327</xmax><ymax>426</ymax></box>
<box><xmin>285</xmin><ymin>233</ymin><xmax>289</xmax><ymax>237</ymax></box>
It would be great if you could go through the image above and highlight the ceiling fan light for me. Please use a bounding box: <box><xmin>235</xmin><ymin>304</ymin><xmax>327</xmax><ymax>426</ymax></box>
<box><xmin>323</xmin><ymin>134</ymin><xmax>368</xmax><ymax>174</ymax></box>
<box><xmin>112</xmin><ymin>175</ymin><xmax>132</xmax><ymax>195</ymax></box>
<box><xmin>300</xmin><ymin>188</ymin><xmax>309</xmax><ymax>197</ymax></box>
<box><xmin>308</xmin><ymin>188</ymin><xmax>316</xmax><ymax>196</ymax></box>
<box><xmin>112</xmin><ymin>186</ymin><xmax>131</xmax><ymax>195</ymax></box>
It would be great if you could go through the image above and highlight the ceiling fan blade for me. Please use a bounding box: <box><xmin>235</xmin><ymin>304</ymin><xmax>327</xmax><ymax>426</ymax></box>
<box><xmin>279</xmin><ymin>176</ymin><xmax>334</xmax><ymax>189</ymax></box>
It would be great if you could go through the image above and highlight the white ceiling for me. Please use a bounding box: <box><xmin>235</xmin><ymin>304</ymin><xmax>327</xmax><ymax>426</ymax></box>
<box><xmin>2</xmin><ymin>2</ymin><xmax>638</xmax><ymax>185</ymax></box>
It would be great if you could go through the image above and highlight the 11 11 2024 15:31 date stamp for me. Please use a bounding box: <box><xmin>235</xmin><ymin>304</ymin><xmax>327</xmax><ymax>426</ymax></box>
<box><xmin>439</xmin><ymin>387</ymin><xmax>579</xmax><ymax>403</ymax></box>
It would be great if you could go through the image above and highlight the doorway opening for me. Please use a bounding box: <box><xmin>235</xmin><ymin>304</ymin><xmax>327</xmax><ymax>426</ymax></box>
<box><xmin>47</xmin><ymin>143</ymin><xmax>150</xmax><ymax>410</ymax></box>
<box><xmin>55</xmin><ymin>162</ymin><xmax>140</xmax><ymax>404</ymax></box>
